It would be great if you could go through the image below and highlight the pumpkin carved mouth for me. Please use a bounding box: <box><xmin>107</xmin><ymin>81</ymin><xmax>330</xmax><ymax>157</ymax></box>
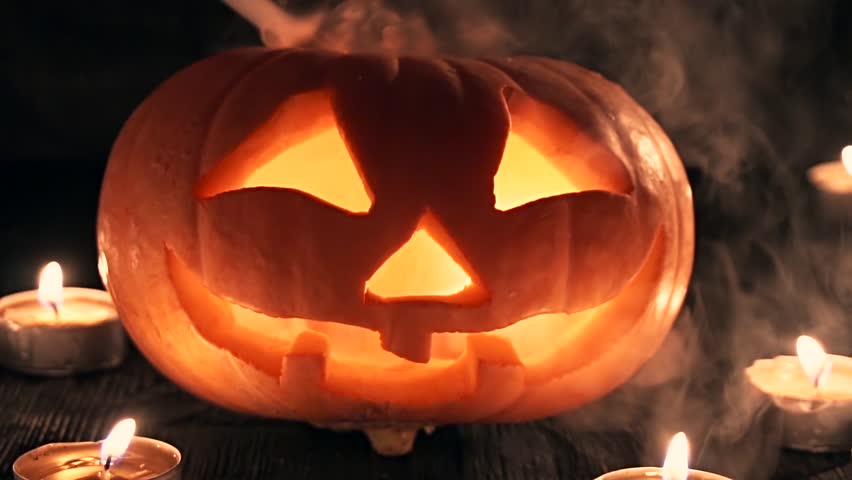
<box><xmin>162</xmin><ymin>84</ymin><xmax>666</xmax><ymax>416</ymax></box>
<box><xmin>164</xmin><ymin>224</ymin><xmax>664</xmax><ymax>418</ymax></box>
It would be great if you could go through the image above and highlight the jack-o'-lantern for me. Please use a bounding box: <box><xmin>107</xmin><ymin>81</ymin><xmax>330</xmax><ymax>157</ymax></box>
<box><xmin>97</xmin><ymin>48</ymin><xmax>693</xmax><ymax>454</ymax></box>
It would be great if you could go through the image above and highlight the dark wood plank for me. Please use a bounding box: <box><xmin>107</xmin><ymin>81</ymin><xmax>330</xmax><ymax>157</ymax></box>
<box><xmin>1</xmin><ymin>349</ymin><xmax>850</xmax><ymax>479</ymax></box>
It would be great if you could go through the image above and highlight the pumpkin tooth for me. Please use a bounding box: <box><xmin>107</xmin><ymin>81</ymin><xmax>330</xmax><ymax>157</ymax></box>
<box><xmin>463</xmin><ymin>334</ymin><xmax>522</xmax><ymax>368</ymax></box>
<box><xmin>379</xmin><ymin>328</ymin><xmax>432</xmax><ymax>363</ymax></box>
<box><xmin>281</xmin><ymin>330</ymin><xmax>329</xmax><ymax>386</ymax></box>
<box><xmin>433</xmin><ymin>333</ymin><xmax>525</xmax><ymax>423</ymax></box>
<box><xmin>462</xmin><ymin>334</ymin><xmax>524</xmax><ymax>405</ymax></box>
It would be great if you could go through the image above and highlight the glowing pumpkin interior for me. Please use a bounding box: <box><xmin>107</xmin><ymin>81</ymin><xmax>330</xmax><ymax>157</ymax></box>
<box><xmin>170</xmin><ymin>89</ymin><xmax>658</xmax><ymax>386</ymax></box>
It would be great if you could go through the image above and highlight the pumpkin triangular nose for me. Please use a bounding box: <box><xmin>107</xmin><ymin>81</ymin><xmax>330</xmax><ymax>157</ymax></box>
<box><xmin>365</xmin><ymin>211</ymin><xmax>488</xmax><ymax>305</ymax></box>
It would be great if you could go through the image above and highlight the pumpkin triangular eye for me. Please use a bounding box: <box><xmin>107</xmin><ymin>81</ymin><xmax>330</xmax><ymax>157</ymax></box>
<box><xmin>493</xmin><ymin>92</ymin><xmax>634</xmax><ymax>212</ymax></box>
<box><xmin>241</xmin><ymin>127</ymin><xmax>373</xmax><ymax>213</ymax></box>
<box><xmin>365</xmin><ymin>210</ymin><xmax>488</xmax><ymax>305</ymax></box>
<box><xmin>367</xmin><ymin>228</ymin><xmax>471</xmax><ymax>298</ymax></box>
<box><xmin>195</xmin><ymin>90</ymin><xmax>374</xmax><ymax>214</ymax></box>
<box><xmin>493</xmin><ymin>133</ymin><xmax>579</xmax><ymax>211</ymax></box>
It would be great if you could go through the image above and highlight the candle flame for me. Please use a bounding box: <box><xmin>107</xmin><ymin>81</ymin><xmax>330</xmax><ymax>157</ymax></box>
<box><xmin>37</xmin><ymin>261</ymin><xmax>63</xmax><ymax>311</ymax></box>
<box><xmin>101</xmin><ymin>418</ymin><xmax>136</xmax><ymax>467</ymax></box>
<box><xmin>796</xmin><ymin>335</ymin><xmax>832</xmax><ymax>388</ymax></box>
<box><xmin>661</xmin><ymin>432</ymin><xmax>689</xmax><ymax>480</ymax></box>
<box><xmin>842</xmin><ymin>145</ymin><xmax>852</xmax><ymax>175</ymax></box>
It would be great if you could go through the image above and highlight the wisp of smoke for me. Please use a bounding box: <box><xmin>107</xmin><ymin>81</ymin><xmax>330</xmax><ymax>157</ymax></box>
<box><xmin>230</xmin><ymin>0</ymin><xmax>515</xmax><ymax>56</ymax></box>
<box><xmin>221</xmin><ymin>1</ymin><xmax>852</xmax><ymax>477</ymax></box>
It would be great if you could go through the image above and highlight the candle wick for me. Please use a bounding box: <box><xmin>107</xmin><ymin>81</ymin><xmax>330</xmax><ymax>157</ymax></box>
<box><xmin>49</xmin><ymin>301</ymin><xmax>59</xmax><ymax>320</ymax></box>
<box><xmin>813</xmin><ymin>362</ymin><xmax>826</xmax><ymax>390</ymax></box>
<box><xmin>104</xmin><ymin>455</ymin><xmax>112</xmax><ymax>471</ymax></box>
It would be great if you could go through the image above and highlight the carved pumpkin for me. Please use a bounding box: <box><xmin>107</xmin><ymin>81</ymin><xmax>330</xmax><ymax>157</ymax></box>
<box><xmin>98</xmin><ymin>48</ymin><xmax>693</xmax><ymax>452</ymax></box>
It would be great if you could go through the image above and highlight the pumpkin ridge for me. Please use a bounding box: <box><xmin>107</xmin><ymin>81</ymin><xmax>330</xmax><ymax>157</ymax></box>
<box><xmin>481</xmin><ymin>57</ymin><xmax>606</xmax><ymax>143</ymax></box>
<box><xmin>192</xmin><ymin>49</ymin><xmax>292</xmax><ymax>281</ymax></box>
<box><xmin>525</xmin><ymin>57</ymin><xmax>644</xmax><ymax>186</ymax></box>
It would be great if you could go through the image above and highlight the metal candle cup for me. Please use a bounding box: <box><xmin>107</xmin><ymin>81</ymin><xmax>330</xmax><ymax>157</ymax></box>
<box><xmin>12</xmin><ymin>437</ymin><xmax>181</xmax><ymax>480</ymax></box>
<box><xmin>746</xmin><ymin>354</ymin><xmax>852</xmax><ymax>452</ymax></box>
<box><xmin>592</xmin><ymin>467</ymin><xmax>732</xmax><ymax>480</ymax></box>
<box><xmin>0</xmin><ymin>287</ymin><xmax>126</xmax><ymax>375</ymax></box>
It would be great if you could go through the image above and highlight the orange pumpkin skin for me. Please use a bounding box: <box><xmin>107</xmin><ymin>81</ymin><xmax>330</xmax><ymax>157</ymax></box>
<box><xmin>98</xmin><ymin>48</ymin><xmax>693</xmax><ymax>428</ymax></box>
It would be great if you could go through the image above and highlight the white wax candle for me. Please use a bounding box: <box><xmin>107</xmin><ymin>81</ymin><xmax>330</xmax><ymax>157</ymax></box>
<box><xmin>746</xmin><ymin>354</ymin><xmax>852</xmax><ymax>401</ymax></box>
<box><xmin>0</xmin><ymin>262</ymin><xmax>116</xmax><ymax>326</ymax></box>
<box><xmin>808</xmin><ymin>161</ymin><xmax>852</xmax><ymax>193</ymax></box>
<box><xmin>592</xmin><ymin>467</ymin><xmax>731</xmax><ymax>480</ymax></box>
<box><xmin>3</xmin><ymin>296</ymin><xmax>116</xmax><ymax>326</ymax></box>
<box><xmin>593</xmin><ymin>432</ymin><xmax>732</xmax><ymax>480</ymax></box>
<box><xmin>808</xmin><ymin>146</ymin><xmax>852</xmax><ymax>194</ymax></box>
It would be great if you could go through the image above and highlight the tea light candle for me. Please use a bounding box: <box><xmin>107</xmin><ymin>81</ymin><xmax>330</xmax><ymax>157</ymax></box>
<box><xmin>745</xmin><ymin>335</ymin><xmax>852</xmax><ymax>452</ymax></box>
<box><xmin>807</xmin><ymin>145</ymin><xmax>852</xmax><ymax>220</ymax></box>
<box><xmin>13</xmin><ymin>419</ymin><xmax>181</xmax><ymax>480</ymax></box>
<box><xmin>594</xmin><ymin>433</ymin><xmax>731</xmax><ymax>480</ymax></box>
<box><xmin>0</xmin><ymin>262</ymin><xmax>126</xmax><ymax>375</ymax></box>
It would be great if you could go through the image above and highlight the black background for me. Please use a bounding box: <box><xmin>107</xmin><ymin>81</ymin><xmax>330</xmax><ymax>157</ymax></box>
<box><xmin>2</xmin><ymin>1</ymin><xmax>852</xmax><ymax>478</ymax></box>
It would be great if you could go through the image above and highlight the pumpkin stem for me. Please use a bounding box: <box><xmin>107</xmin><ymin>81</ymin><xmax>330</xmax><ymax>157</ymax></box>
<box><xmin>314</xmin><ymin>423</ymin><xmax>436</xmax><ymax>456</ymax></box>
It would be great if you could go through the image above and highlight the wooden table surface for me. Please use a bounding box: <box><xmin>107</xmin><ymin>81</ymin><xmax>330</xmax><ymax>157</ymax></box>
<box><xmin>0</xmin><ymin>348</ymin><xmax>849</xmax><ymax>480</ymax></box>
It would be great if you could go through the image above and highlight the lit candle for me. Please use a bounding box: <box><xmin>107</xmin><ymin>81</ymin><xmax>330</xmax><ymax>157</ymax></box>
<box><xmin>593</xmin><ymin>432</ymin><xmax>731</xmax><ymax>480</ymax></box>
<box><xmin>807</xmin><ymin>145</ymin><xmax>852</xmax><ymax>219</ymax></box>
<box><xmin>808</xmin><ymin>145</ymin><xmax>852</xmax><ymax>193</ymax></box>
<box><xmin>12</xmin><ymin>418</ymin><xmax>181</xmax><ymax>480</ymax></box>
<box><xmin>3</xmin><ymin>262</ymin><xmax>115</xmax><ymax>325</ymax></box>
<box><xmin>0</xmin><ymin>261</ymin><xmax>126</xmax><ymax>375</ymax></box>
<box><xmin>745</xmin><ymin>335</ymin><xmax>852</xmax><ymax>452</ymax></box>
<box><xmin>98</xmin><ymin>419</ymin><xmax>137</xmax><ymax>480</ymax></box>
